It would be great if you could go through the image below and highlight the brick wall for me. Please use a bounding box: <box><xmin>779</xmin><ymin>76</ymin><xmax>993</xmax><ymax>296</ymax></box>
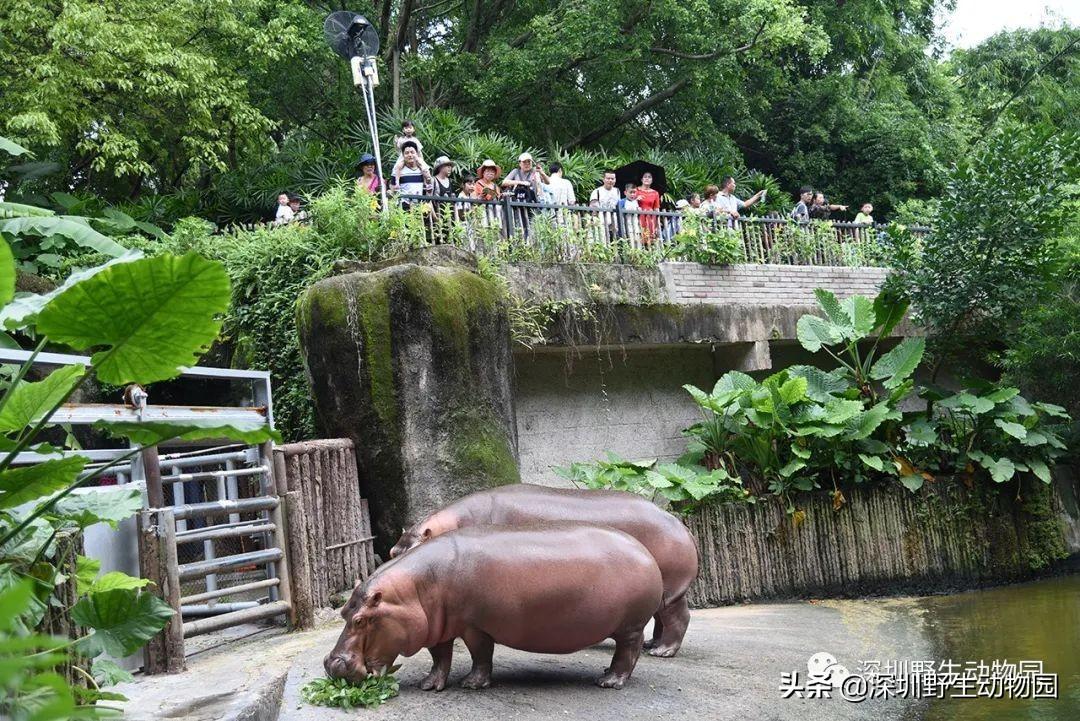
<box><xmin>662</xmin><ymin>263</ymin><xmax>889</xmax><ymax>305</ymax></box>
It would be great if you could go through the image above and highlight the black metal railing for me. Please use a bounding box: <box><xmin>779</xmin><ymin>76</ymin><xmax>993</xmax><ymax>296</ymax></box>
<box><xmin>397</xmin><ymin>193</ymin><xmax>929</xmax><ymax>267</ymax></box>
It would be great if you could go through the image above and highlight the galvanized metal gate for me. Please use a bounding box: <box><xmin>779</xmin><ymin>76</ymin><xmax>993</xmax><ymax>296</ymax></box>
<box><xmin>1</xmin><ymin>348</ymin><xmax>293</xmax><ymax>674</ymax></box>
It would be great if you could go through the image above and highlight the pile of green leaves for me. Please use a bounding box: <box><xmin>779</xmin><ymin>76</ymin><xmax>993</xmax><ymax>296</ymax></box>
<box><xmin>554</xmin><ymin>453</ymin><xmax>749</xmax><ymax>515</ymax></box>
<box><xmin>300</xmin><ymin>674</ymin><xmax>399</xmax><ymax>710</ymax></box>
<box><xmin>0</xmin><ymin>137</ymin><xmax>278</xmax><ymax>719</ymax></box>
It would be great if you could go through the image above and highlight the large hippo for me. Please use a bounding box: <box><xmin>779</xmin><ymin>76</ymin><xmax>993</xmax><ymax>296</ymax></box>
<box><xmin>325</xmin><ymin>523</ymin><xmax>662</xmax><ymax>690</ymax></box>
<box><xmin>389</xmin><ymin>483</ymin><xmax>698</xmax><ymax>657</ymax></box>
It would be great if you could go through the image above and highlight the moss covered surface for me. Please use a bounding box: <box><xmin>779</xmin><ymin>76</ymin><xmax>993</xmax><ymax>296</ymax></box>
<box><xmin>297</xmin><ymin>256</ymin><xmax>518</xmax><ymax>553</ymax></box>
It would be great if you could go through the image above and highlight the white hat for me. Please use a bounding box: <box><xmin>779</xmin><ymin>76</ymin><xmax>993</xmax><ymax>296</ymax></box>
<box><xmin>518</xmin><ymin>152</ymin><xmax>533</xmax><ymax>162</ymax></box>
<box><xmin>675</xmin><ymin>199</ymin><xmax>689</xmax><ymax>209</ymax></box>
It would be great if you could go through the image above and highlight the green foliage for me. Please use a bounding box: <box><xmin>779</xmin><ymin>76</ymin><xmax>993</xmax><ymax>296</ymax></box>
<box><xmin>888</xmin><ymin>126</ymin><xmax>1080</xmax><ymax>374</ymax></box>
<box><xmin>553</xmin><ymin>453</ymin><xmax>749</xmax><ymax>514</ymax></box>
<box><xmin>300</xmin><ymin>674</ymin><xmax>400</xmax><ymax>709</ymax></box>
<box><xmin>0</xmin><ymin>196</ymin><xmax>277</xmax><ymax>719</ymax></box>
<box><xmin>669</xmin><ymin>216</ymin><xmax>744</xmax><ymax>265</ymax></box>
<box><xmin>679</xmin><ymin>288</ymin><xmax>1071</xmax><ymax>511</ymax></box>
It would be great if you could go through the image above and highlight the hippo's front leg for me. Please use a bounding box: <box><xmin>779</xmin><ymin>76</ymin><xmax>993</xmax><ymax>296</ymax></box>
<box><xmin>459</xmin><ymin>627</ymin><xmax>494</xmax><ymax>689</ymax></box>
<box><xmin>419</xmin><ymin>640</ymin><xmax>453</xmax><ymax>691</ymax></box>
<box><xmin>596</xmin><ymin>626</ymin><xmax>645</xmax><ymax>689</ymax></box>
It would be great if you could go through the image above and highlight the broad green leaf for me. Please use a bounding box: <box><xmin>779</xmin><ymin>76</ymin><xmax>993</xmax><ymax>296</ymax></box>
<box><xmin>939</xmin><ymin>392</ymin><xmax>995</xmax><ymax>415</ymax></box>
<box><xmin>788</xmin><ymin>365</ymin><xmax>849</xmax><ymax>402</ymax></box>
<box><xmin>52</xmin><ymin>488</ymin><xmax>142</xmax><ymax>529</ymax></box>
<box><xmin>0</xmin><ymin>456</ymin><xmax>87</xmax><ymax>509</ymax></box>
<box><xmin>791</xmin><ymin>444</ymin><xmax>811</xmax><ymax>459</ymax></box>
<box><xmin>92</xmin><ymin>658</ymin><xmax>135</xmax><ymax>687</ymax></box>
<box><xmin>1022</xmin><ymin>431</ymin><xmax>1048</xmax><ymax>447</ymax></box>
<box><xmin>840</xmin><ymin>295</ymin><xmax>876</xmax><ymax>338</ymax></box>
<box><xmin>0</xmin><ymin>136</ymin><xmax>32</xmax><ymax>157</ymax></box>
<box><xmin>983</xmin><ymin>387</ymin><xmax>1020</xmax><ymax>404</ymax></box>
<box><xmin>796</xmin><ymin>314</ymin><xmax>844</xmax><ymax>352</ymax></box>
<box><xmin>824</xmin><ymin>398</ymin><xmax>864</xmax><ymax>424</ymax></box>
<box><xmin>969</xmin><ymin>451</ymin><xmax>1016</xmax><ymax>483</ymax></box>
<box><xmin>844</xmin><ymin>402</ymin><xmax>891</xmax><ymax>440</ymax></box>
<box><xmin>813</xmin><ymin>288</ymin><xmax>849</xmax><ymax>329</ymax></box>
<box><xmin>683</xmin><ymin>384</ymin><xmax>710</xmax><ymax>408</ymax></box>
<box><xmin>0</xmin><ymin>579</ymin><xmax>35</xmax><ymax>632</ymax></box>
<box><xmin>1027</xmin><ymin>459</ymin><xmax>1051</xmax><ymax>484</ymax></box>
<box><xmin>36</xmin><ymin>252</ymin><xmax>231</xmax><ymax>384</ymax></box>
<box><xmin>75</xmin><ymin>555</ymin><xmax>102</xmax><ymax>596</ymax></box>
<box><xmin>872</xmin><ymin>293</ymin><xmax>909</xmax><ymax>337</ymax></box>
<box><xmin>869</xmin><ymin>337</ymin><xmax>925</xmax><ymax>389</ymax></box>
<box><xmin>0</xmin><ymin>365</ymin><xmax>86</xmax><ymax>433</ymax></box>
<box><xmin>643</xmin><ymin>470</ymin><xmax>675</xmax><ymax>488</ymax></box>
<box><xmin>90</xmin><ymin>571</ymin><xmax>151</xmax><ymax>594</ymax></box>
<box><xmin>858</xmin><ymin>453</ymin><xmax>885</xmax><ymax>472</ymax></box>
<box><xmin>0</xmin><ymin>237</ymin><xmax>14</xmax><ymax>307</ymax></box>
<box><xmin>0</xmin><ymin>517</ymin><xmax>53</xmax><ymax>562</ymax></box>
<box><xmin>0</xmin><ymin>216</ymin><xmax>128</xmax><ymax>257</ymax></box>
<box><xmin>779</xmin><ymin>459</ymin><xmax>806</xmax><ymax>478</ymax></box>
<box><xmin>778</xmin><ymin>376</ymin><xmax>807</xmax><ymax>405</ymax></box>
<box><xmin>899</xmin><ymin>474</ymin><xmax>925</xmax><ymax>491</ymax></box>
<box><xmin>714</xmin><ymin>371</ymin><xmax>757</xmax><ymax>394</ymax></box>
<box><xmin>0</xmin><ymin>201</ymin><xmax>55</xmax><ymax>219</ymax></box>
<box><xmin>1033</xmin><ymin>401</ymin><xmax>1069</xmax><ymax>419</ymax></box>
<box><xmin>905</xmin><ymin>417</ymin><xmax>938</xmax><ymax>445</ymax></box>
<box><xmin>72</xmin><ymin>588</ymin><xmax>174</xmax><ymax>658</ymax></box>
<box><xmin>0</xmin><ymin>250</ymin><xmax>143</xmax><ymax>330</ymax></box>
<box><xmin>993</xmin><ymin>418</ymin><xmax>1027</xmax><ymax>441</ymax></box>
<box><xmin>96</xmin><ymin>417</ymin><xmax>281</xmax><ymax>445</ymax></box>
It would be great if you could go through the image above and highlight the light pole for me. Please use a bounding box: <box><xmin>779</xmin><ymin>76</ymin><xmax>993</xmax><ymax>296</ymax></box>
<box><xmin>324</xmin><ymin>12</ymin><xmax>388</xmax><ymax>211</ymax></box>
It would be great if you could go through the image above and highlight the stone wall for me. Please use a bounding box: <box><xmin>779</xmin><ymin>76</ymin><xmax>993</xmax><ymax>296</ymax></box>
<box><xmin>661</xmin><ymin>263</ymin><xmax>890</xmax><ymax>305</ymax></box>
<box><xmin>514</xmin><ymin>347</ymin><xmax>713</xmax><ymax>486</ymax></box>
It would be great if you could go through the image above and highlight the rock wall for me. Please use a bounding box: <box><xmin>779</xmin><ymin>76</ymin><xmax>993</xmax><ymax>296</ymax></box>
<box><xmin>686</xmin><ymin>474</ymin><xmax>1080</xmax><ymax>607</ymax></box>
<box><xmin>661</xmin><ymin>263</ymin><xmax>889</xmax><ymax>305</ymax></box>
<box><xmin>297</xmin><ymin>248</ymin><xmax>519</xmax><ymax>553</ymax></box>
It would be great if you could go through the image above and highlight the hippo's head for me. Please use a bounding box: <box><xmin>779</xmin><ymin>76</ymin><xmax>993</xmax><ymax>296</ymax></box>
<box><xmin>323</xmin><ymin>584</ymin><xmax>411</xmax><ymax>683</ymax></box>
<box><xmin>388</xmin><ymin>525</ymin><xmax>432</xmax><ymax>559</ymax></box>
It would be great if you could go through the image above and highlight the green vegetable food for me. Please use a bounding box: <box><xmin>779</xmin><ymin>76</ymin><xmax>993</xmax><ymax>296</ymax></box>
<box><xmin>300</xmin><ymin>674</ymin><xmax>400</xmax><ymax>709</ymax></box>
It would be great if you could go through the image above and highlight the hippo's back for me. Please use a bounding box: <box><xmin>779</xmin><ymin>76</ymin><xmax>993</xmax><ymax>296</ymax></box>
<box><xmin>453</xmin><ymin>483</ymin><xmax>699</xmax><ymax>602</ymax></box>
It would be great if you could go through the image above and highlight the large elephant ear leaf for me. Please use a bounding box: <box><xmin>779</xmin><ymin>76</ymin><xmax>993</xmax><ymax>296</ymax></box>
<box><xmin>35</xmin><ymin>253</ymin><xmax>231</xmax><ymax>385</ymax></box>
<box><xmin>797</xmin><ymin>314</ymin><xmax>845</xmax><ymax>352</ymax></box>
<box><xmin>0</xmin><ymin>237</ymin><xmax>14</xmax><ymax>307</ymax></box>
<box><xmin>872</xmin><ymin>292</ymin><xmax>909</xmax><ymax>337</ymax></box>
<box><xmin>841</xmin><ymin>295</ymin><xmax>876</xmax><ymax>339</ymax></box>
<box><xmin>870</xmin><ymin>337</ymin><xmax>926</xmax><ymax>389</ymax></box>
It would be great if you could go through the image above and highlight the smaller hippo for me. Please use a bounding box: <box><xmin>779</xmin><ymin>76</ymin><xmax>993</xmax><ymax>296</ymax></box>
<box><xmin>325</xmin><ymin>524</ymin><xmax>663</xmax><ymax>690</ymax></box>
<box><xmin>390</xmin><ymin>483</ymin><xmax>699</xmax><ymax>657</ymax></box>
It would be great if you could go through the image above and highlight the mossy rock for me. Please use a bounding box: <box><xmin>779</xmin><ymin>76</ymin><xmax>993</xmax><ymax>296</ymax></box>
<box><xmin>297</xmin><ymin>253</ymin><xmax>519</xmax><ymax>553</ymax></box>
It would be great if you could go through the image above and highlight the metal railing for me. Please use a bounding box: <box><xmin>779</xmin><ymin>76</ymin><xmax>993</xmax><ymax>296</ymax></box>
<box><xmin>397</xmin><ymin>193</ymin><xmax>929</xmax><ymax>267</ymax></box>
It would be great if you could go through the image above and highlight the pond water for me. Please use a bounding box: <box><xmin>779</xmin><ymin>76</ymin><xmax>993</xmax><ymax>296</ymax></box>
<box><xmin>920</xmin><ymin>573</ymin><xmax>1080</xmax><ymax>720</ymax></box>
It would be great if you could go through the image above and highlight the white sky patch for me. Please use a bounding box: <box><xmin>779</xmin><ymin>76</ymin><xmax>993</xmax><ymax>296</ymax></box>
<box><xmin>941</xmin><ymin>1</ymin><xmax>1080</xmax><ymax>49</ymax></box>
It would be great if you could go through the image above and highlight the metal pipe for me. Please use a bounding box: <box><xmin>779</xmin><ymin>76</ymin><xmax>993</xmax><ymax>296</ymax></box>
<box><xmin>181</xmin><ymin>602</ymin><xmax>260</xmax><ymax>616</ymax></box>
<box><xmin>177</xmin><ymin>548</ymin><xmax>283</xmax><ymax>581</ymax></box>
<box><xmin>170</xmin><ymin>496</ymin><xmax>278</xmax><ymax>521</ymax></box>
<box><xmin>180</xmin><ymin>577</ymin><xmax>279</xmax><ymax>605</ymax></box>
<box><xmin>181</xmin><ymin>600</ymin><xmax>289</xmax><ymax>638</ymax></box>
<box><xmin>174</xmin><ymin>523</ymin><xmax>276</xmax><ymax>545</ymax></box>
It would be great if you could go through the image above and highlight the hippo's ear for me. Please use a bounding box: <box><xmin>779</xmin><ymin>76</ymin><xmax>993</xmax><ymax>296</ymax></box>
<box><xmin>421</xmin><ymin>528</ymin><xmax>432</xmax><ymax>540</ymax></box>
<box><xmin>365</xmin><ymin>591</ymin><xmax>383</xmax><ymax>608</ymax></box>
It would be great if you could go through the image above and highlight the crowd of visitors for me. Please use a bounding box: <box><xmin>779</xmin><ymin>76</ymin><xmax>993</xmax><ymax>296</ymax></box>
<box><xmin>273</xmin><ymin>119</ymin><xmax>879</xmax><ymax>232</ymax></box>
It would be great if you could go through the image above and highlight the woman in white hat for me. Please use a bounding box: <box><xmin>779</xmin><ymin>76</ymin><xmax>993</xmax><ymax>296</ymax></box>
<box><xmin>502</xmin><ymin>152</ymin><xmax>548</xmax><ymax>199</ymax></box>
<box><xmin>431</xmin><ymin>156</ymin><xmax>455</xmax><ymax>197</ymax></box>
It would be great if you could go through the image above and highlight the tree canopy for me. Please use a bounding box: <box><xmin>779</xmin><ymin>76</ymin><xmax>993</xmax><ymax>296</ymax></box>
<box><xmin>1</xmin><ymin>1</ymin><xmax>1077</xmax><ymax>223</ymax></box>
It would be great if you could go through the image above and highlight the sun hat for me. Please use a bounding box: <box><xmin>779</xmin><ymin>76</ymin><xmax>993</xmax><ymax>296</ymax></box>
<box><xmin>355</xmin><ymin>153</ymin><xmax>377</xmax><ymax>169</ymax></box>
<box><xmin>518</xmin><ymin>152</ymin><xmax>533</xmax><ymax>162</ymax></box>
<box><xmin>675</xmin><ymin>199</ymin><xmax>689</xmax><ymax>209</ymax></box>
<box><xmin>476</xmin><ymin>159</ymin><xmax>502</xmax><ymax>176</ymax></box>
<box><xmin>433</xmin><ymin>156</ymin><xmax>454</xmax><ymax>174</ymax></box>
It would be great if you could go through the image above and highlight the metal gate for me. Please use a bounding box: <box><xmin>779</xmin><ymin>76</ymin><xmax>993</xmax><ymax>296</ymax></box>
<box><xmin>1</xmin><ymin>348</ymin><xmax>292</xmax><ymax>673</ymax></box>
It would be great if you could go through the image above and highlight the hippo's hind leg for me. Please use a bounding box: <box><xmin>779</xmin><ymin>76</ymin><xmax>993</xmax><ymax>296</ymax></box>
<box><xmin>596</xmin><ymin>625</ymin><xmax>645</xmax><ymax>689</ymax></box>
<box><xmin>420</xmin><ymin>640</ymin><xmax>453</xmax><ymax>691</ymax></box>
<box><xmin>460</xmin><ymin>627</ymin><xmax>495</xmax><ymax>690</ymax></box>
<box><xmin>646</xmin><ymin>594</ymin><xmax>690</xmax><ymax>658</ymax></box>
<box><xmin>643</xmin><ymin>613</ymin><xmax>664</xmax><ymax>649</ymax></box>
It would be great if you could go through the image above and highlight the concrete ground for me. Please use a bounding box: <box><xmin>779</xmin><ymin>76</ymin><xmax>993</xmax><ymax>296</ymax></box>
<box><xmin>276</xmin><ymin>600</ymin><xmax>931</xmax><ymax>721</ymax></box>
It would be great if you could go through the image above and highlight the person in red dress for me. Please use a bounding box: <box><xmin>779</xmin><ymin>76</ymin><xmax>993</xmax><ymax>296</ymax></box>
<box><xmin>635</xmin><ymin>172</ymin><xmax>661</xmax><ymax>245</ymax></box>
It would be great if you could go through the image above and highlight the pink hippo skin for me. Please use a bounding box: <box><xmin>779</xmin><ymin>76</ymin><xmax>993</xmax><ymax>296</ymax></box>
<box><xmin>389</xmin><ymin>484</ymin><xmax>699</xmax><ymax>657</ymax></box>
<box><xmin>325</xmin><ymin>523</ymin><xmax>663</xmax><ymax>690</ymax></box>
